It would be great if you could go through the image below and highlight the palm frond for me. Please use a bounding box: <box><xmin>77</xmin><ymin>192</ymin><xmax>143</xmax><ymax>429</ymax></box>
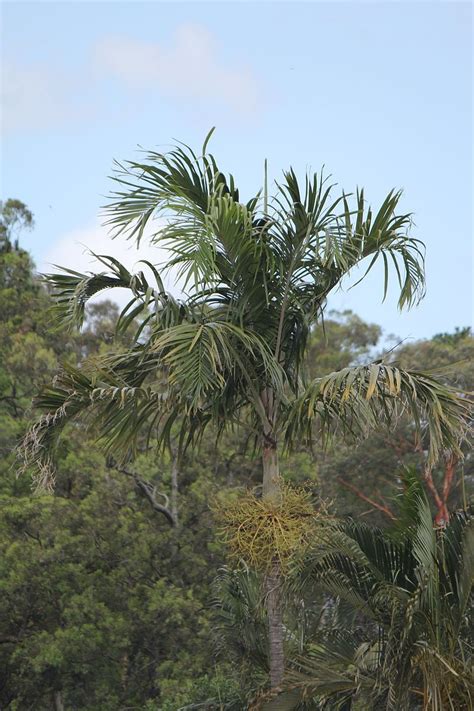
<box><xmin>257</xmin><ymin>630</ymin><xmax>377</xmax><ymax>710</ymax></box>
<box><xmin>442</xmin><ymin>509</ymin><xmax>474</xmax><ymax>630</ymax></box>
<box><xmin>212</xmin><ymin>567</ymin><xmax>269</xmax><ymax>671</ymax></box>
<box><xmin>269</xmin><ymin>176</ymin><xmax>425</xmax><ymax>312</ymax></box>
<box><xmin>104</xmin><ymin>137</ymin><xmax>261</xmax><ymax>293</ymax></box>
<box><xmin>18</xmin><ymin>345</ymin><xmax>179</xmax><ymax>484</ymax></box>
<box><xmin>45</xmin><ymin>254</ymin><xmax>198</xmax><ymax>348</ymax></box>
<box><xmin>284</xmin><ymin>363</ymin><xmax>471</xmax><ymax>467</ymax></box>
<box><xmin>44</xmin><ymin>256</ymin><xmax>134</xmax><ymax>328</ymax></box>
<box><xmin>391</xmin><ymin>467</ymin><xmax>428</xmax><ymax>537</ymax></box>
<box><xmin>19</xmin><ymin>318</ymin><xmax>286</xmax><ymax>485</ymax></box>
<box><xmin>150</xmin><ymin>321</ymin><xmax>285</xmax><ymax>411</ymax></box>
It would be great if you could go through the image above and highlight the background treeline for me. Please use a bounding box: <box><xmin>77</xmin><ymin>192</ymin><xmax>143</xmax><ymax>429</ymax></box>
<box><xmin>0</xmin><ymin>202</ymin><xmax>472</xmax><ymax>709</ymax></box>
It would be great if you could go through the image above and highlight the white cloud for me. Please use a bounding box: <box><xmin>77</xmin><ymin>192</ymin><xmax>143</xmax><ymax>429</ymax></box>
<box><xmin>94</xmin><ymin>25</ymin><xmax>261</xmax><ymax>115</ymax></box>
<box><xmin>41</xmin><ymin>222</ymin><xmax>184</xmax><ymax>309</ymax></box>
<box><xmin>2</xmin><ymin>24</ymin><xmax>263</xmax><ymax>134</ymax></box>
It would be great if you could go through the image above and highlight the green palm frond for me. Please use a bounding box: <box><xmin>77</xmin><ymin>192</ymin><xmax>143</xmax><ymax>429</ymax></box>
<box><xmin>410</xmin><ymin>493</ymin><xmax>439</xmax><ymax>619</ymax></box>
<box><xmin>19</xmin><ymin>319</ymin><xmax>286</xmax><ymax>484</ymax></box>
<box><xmin>150</xmin><ymin>321</ymin><xmax>285</xmax><ymax>410</ymax></box>
<box><xmin>105</xmin><ymin>133</ymin><xmax>256</xmax><ymax>293</ymax></box>
<box><xmin>44</xmin><ymin>257</ymin><xmax>134</xmax><ymax>328</ymax></box>
<box><xmin>292</xmin><ymin>524</ymin><xmax>414</xmax><ymax>629</ymax></box>
<box><xmin>270</xmin><ymin>175</ymin><xmax>425</xmax><ymax>311</ymax></box>
<box><xmin>212</xmin><ymin>567</ymin><xmax>269</xmax><ymax>672</ymax></box>
<box><xmin>338</xmin><ymin>188</ymin><xmax>425</xmax><ymax>310</ymax></box>
<box><xmin>256</xmin><ymin>629</ymin><xmax>378</xmax><ymax>710</ymax></box>
<box><xmin>285</xmin><ymin>362</ymin><xmax>470</xmax><ymax>467</ymax></box>
<box><xmin>391</xmin><ymin>467</ymin><xmax>428</xmax><ymax>536</ymax></box>
<box><xmin>447</xmin><ymin>512</ymin><xmax>474</xmax><ymax>624</ymax></box>
<box><xmin>45</xmin><ymin>253</ymin><xmax>199</xmax><ymax>348</ymax></box>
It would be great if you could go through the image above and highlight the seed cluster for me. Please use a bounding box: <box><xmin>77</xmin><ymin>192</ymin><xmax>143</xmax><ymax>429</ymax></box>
<box><xmin>214</xmin><ymin>483</ymin><xmax>327</xmax><ymax>571</ymax></box>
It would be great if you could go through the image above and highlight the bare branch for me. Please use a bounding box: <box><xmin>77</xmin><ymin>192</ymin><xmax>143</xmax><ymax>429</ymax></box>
<box><xmin>116</xmin><ymin>466</ymin><xmax>176</xmax><ymax>527</ymax></box>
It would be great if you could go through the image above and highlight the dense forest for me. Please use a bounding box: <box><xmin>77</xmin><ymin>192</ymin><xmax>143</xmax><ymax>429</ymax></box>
<box><xmin>1</xmin><ymin>195</ymin><xmax>472</xmax><ymax>707</ymax></box>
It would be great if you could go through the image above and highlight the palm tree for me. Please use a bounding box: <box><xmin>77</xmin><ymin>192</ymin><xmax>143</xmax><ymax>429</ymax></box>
<box><xmin>21</xmin><ymin>131</ymin><xmax>470</xmax><ymax>689</ymax></box>
<box><xmin>262</xmin><ymin>476</ymin><xmax>474</xmax><ymax>710</ymax></box>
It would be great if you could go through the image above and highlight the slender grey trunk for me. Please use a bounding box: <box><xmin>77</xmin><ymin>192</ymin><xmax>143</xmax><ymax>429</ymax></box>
<box><xmin>170</xmin><ymin>452</ymin><xmax>179</xmax><ymax>526</ymax></box>
<box><xmin>53</xmin><ymin>691</ymin><xmax>64</xmax><ymax>711</ymax></box>
<box><xmin>265</xmin><ymin>560</ymin><xmax>285</xmax><ymax>688</ymax></box>
<box><xmin>262</xmin><ymin>437</ymin><xmax>279</xmax><ymax>500</ymax></box>
<box><xmin>262</xmin><ymin>431</ymin><xmax>285</xmax><ymax>689</ymax></box>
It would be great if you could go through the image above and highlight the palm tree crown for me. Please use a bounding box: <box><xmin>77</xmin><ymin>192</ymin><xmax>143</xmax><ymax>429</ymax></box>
<box><xmin>21</xmin><ymin>131</ymin><xmax>469</xmax><ymax>487</ymax></box>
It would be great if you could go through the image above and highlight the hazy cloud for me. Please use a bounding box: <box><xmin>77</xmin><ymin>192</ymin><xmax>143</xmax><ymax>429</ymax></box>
<box><xmin>94</xmin><ymin>25</ymin><xmax>261</xmax><ymax>115</ymax></box>
<box><xmin>2</xmin><ymin>24</ymin><xmax>262</xmax><ymax>134</ymax></box>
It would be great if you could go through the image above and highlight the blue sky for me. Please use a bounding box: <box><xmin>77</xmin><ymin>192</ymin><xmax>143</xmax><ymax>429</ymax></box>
<box><xmin>2</xmin><ymin>0</ymin><xmax>472</xmax><ymax>340</ymax></box>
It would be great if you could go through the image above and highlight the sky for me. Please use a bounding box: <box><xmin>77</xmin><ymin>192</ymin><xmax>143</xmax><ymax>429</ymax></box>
<box><xmin>2</xmin><ymin>0</ymin><xmax>472</xmax><ymax>341</ymax></box>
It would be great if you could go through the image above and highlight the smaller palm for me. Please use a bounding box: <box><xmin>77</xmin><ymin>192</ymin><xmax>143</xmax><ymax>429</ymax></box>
<box><xmin>262</xmin><ymin>475</ymin><xmax>474</xmax><ymax>710</ymax></box>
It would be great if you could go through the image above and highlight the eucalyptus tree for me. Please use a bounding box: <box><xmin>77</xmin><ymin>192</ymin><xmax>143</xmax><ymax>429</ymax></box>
<box><xmin>0</xmin><ymin>198</ymin><xmax>34</xmax><ymax>251</ymax></box>
<box><xmin>21</xmin><ymin>131</ymin><xmax>470</xmax><ymax>689</ymax></box>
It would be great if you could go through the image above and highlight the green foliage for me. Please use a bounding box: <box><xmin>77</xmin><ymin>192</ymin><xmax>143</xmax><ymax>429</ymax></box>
<box><xmin>432</xmin><ymin>326</ymin><xmax>472</xmax><ymax>346</ymax></box>
<box><xmin>157</xmin><ymin>666</ymin><xmax>246</xmax><ymax>710</ymax></box>
<box><xmin>0</xmin><ymin>476</ymin><xmax>221</xmax><ymax>709</ymax></box>
<box><xmin>0</xmin><ymin>208</ymin><xmax>225</xmax><ymax>707</ymax></box>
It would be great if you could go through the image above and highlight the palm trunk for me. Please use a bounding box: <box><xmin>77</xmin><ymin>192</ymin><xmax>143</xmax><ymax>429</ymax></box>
<box><xmin>265</xmin><ymin>558</ymin><xmax>284</xmax><ymax>688</ymax></box>
<box><xmin>262</xmin><ymin>433</ymin><xmax>285</xmax><ymax>689</ymax></box>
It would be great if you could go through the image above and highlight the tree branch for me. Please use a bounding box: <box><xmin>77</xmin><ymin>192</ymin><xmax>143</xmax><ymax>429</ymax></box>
<box><xmin>116</xmin><ymin>466</ymin><xmax>176</xmax><ymax>527</ymax></box>
<box><xmin>424</xmin><ymin>453</ymin><xmax>458</xmax><ymax>526</ymax></box>
<box><xmin>337</xmin><ymin>477</ymin><xmax>396</xmax><ymax>521</ymax></box>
